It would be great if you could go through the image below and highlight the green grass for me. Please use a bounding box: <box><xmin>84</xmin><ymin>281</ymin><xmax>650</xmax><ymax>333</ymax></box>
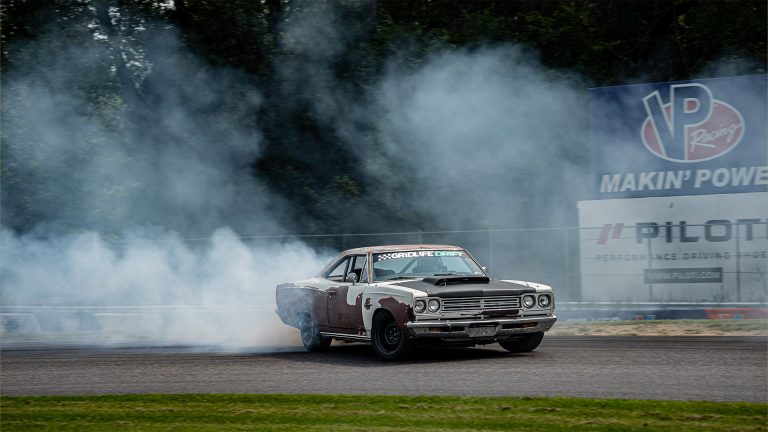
<box><xmin>2</xmin><ymin>394</ymin><xmax>766</xmax><ymax>431</ymax></box>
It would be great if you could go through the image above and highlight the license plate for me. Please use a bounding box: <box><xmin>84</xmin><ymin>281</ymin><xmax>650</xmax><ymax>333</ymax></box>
<box><xmin>468</xmin><ymin>325</ymin><xmax>497</xmax><ymax>337</ymax></box>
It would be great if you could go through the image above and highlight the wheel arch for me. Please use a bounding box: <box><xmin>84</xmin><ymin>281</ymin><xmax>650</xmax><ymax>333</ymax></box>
<box><xmin>375</xmin><ymin>296</ymin><xmax>415</xmax><ymax>331</ymax></box>
<box><xmin>370</xmin><ymin>304</ymin><xmax>412</xmax><ymax>361</ymax></box>
<box><xmin>372</xmin><ymin>307</ymin><xmax>390</xmax><ymax>322</ymax></box>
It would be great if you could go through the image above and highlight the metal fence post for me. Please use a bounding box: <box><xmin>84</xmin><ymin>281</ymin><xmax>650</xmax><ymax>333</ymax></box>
<box><xmin>563</xmin><ymin>227</ymin><xmax>570</xmax><ymax>296</ymax></box>
<box><xmin>487</xmin><ymin>228</ymin><xmax>494</xmax><ymax>273</ymax></box>
<box><xmin>647</xmin><ymin>236</ymin><xmax>653</xmax><ymax>302</ymax></box>
<box><xmin>735</xmin><ymin>223</ymin><xmax>741</xmax><ymax>302</ymax></box>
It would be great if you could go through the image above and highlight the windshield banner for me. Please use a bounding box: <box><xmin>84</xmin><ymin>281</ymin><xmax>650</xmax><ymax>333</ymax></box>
<box><xmin>374</xmin><ymin>251</ymin><xmax>464</xmax><ymax>261</ymax></box>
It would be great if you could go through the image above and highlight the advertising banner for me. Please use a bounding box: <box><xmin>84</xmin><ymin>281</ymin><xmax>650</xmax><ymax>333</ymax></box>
<box><xmin>589</xmin><ymin>75</ymin><xmax>767</xmax><ymax>199</ymax></box>
<box><xmin>579</xmin><ymin>193</ymin><xmax>767</xmax><ymax>302</ymax></box>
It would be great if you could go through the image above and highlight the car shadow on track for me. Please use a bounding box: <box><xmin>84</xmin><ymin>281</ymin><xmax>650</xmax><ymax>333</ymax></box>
<box><xmin>268</xmin><ymin>342</ymin><xmax>533</xmax><ymax>367</ymax></box>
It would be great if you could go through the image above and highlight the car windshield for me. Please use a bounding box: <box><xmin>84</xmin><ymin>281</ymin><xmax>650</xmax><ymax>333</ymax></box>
<box><xmin>371</xmin><ymin>250</ymin><xmax>485</xmax><ymax>281</ymax></box>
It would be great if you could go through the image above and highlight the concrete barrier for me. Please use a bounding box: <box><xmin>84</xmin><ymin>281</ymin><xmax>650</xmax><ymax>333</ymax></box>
<box><xmin>1</xmin><ymin>303</ymin><xmax>765</xmax><ymax>344</ymax></box>
<box><xmin>557</xmin><ymin>302</ymin><xmax>768</xmax><ymax>321</ymax></box>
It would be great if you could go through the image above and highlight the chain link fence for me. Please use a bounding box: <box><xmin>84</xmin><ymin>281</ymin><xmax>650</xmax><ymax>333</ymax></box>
<box><xmin>248</xmin><ymin>222</ymin><xmax>766</xmax><ymax>303</ymax></box>
<box><xmin>2</xmin><ymin>224</ymin><xmax>765</xmax><ymax>344</ymax></box>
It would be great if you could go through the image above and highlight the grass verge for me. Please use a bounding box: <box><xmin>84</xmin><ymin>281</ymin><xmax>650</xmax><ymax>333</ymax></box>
<box><xmin>1</xmin><ymin>394</ymin><xmax>766</xmax><ymax>431</ymax></box>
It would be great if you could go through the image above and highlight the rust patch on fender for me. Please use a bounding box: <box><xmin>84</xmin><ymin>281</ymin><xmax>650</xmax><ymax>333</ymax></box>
<box><xmin>364</xmin><ymin>298</ymin><xmax>372</xmax><ymax>310</ymax></box>
<box><xmin>378</xmin><ymin>297</ymin><xmax>415</xmax><ymax>332</ymax></box>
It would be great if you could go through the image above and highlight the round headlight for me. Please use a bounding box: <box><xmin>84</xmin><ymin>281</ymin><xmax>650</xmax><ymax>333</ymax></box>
<box><xmin>538</xmin><ymin>295</ymin><xmax>551</xmax><ymax>308</ymax></box>
<box><xmin>414</xmin><ymin>299</ymin><xmax>426</xmax><ymax>313</ymax></box>
<box><xmin>427</xmin><ymin>299</ymin><xmax>441</xmax><ymax>313</ymax></box>
<box><xmin>522</xmin><ymin>295</ymin><xmax>536</xmax><ymax>309</ymax></box>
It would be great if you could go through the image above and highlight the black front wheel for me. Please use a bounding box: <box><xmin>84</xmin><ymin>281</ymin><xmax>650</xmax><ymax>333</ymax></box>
<box><xmin>371</xmin><ymin>312</ymin><xmax>411</xmax><ymax>361</ymax></box>
<box><xmin>298</xmin><ymin>313</ymin><xmax>331</xmax><ymax>352</ymax></box>
<box><xmin>499</xmin><ymin>331</ymin><xmax>544</xmax><ymax>353</ymax></box>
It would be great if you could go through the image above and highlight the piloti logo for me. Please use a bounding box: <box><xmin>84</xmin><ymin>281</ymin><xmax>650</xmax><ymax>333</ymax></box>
<box><xmin>596</xmin><ymin>219</ymin><xmax>764</xmax><ymax>245</ymax></box>
<box><xmin>641</xmin><ymin>83</ymin><xmax>745</xmax><ymax>163</ymax></box>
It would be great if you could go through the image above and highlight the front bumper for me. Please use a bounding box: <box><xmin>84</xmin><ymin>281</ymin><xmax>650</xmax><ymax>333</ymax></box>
<box><xmin>406</xmin><ymin>315</ymin><xmax>557</xmax><ymax>338</ymax></box>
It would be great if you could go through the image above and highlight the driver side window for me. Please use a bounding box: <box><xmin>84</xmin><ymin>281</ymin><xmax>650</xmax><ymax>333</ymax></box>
<box><xmin>351</xmin><ymin>255</ymin><xmax>368</xmax><ymax>283</ymax></box>
<box><xmin>325</xmin><ymin>257</ymin><xmax>351</xmax><ymax>282</ymax></box>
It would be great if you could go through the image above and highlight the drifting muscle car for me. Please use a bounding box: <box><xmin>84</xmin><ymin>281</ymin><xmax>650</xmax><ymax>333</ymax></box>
<box><xmin>276</xmin><ymin>245</ymin><xmax>556</xmax><ymax>360</ymax></box>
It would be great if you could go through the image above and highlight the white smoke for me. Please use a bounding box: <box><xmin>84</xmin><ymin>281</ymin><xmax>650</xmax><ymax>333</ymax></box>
<box><xmin>2</xmin><ymin>228</ymin><xmax>328</xmax><ymax>348</ymax></box>
<box><xmin>8</xmin><ymin>3</ymin><xmax>756</xmax><ymax>348</ymax></box>
<box><xmin>276</xmin><ymin>2</ymin><xmax>589</xmax><ymax>285</ymax></box>
<box><xmin>373</xmin><ymin>47</ymin><xmax>588</xmax><ymax>230</ymax></box>
<box><xmin>3</xmin><ymin>4</ymin><xmax>591</xmax><ymax>349</ymax></box>
<box><xmin>1</xmin><ymin>8</ymin><xmax>331</xmax><ymax>349</ymax></box>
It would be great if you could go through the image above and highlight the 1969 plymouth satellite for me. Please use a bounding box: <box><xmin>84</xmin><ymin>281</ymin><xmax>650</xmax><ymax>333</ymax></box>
<box><xmin>276</xmin><ymin>245</ymin><xmax>556</xmax><ymax>360</ymax></box>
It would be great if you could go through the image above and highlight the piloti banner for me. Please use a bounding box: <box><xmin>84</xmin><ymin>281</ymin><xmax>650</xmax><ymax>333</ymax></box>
<box><xmin>578</xmin><ymin>193</ymin><xmax>766</xmax><ymax>303</ymax></box>
<box><xmin>588</xmin><ymin>75</ymin><xmax>767</xmax><ymax>199</ymax></box>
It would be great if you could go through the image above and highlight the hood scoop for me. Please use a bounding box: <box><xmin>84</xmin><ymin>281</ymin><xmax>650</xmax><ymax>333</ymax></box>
<box><xmin>422</xmin><ymin>275</ymin><xmax>490</xmax><ymax>286</ymax></box>
<box><xmin>394</xmin><ymin>277</ymin><xmax>536</xmax><ymax>298</ymax></box>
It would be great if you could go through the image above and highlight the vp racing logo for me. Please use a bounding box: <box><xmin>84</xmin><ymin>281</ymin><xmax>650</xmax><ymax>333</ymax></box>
<box><xmin>641</xmin><ymin>83</ymin><xmax>745</xmax><ymax>163</ymax></box>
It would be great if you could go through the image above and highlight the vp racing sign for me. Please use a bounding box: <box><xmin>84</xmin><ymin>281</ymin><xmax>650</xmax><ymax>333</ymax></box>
<box><xmin>589</xmin><ymin>75</ymin><xmax>767</xmax><ymax>198</ymax></box>
<box><xmin>641</xmin><ymin>83</ymin><xmax>744</xmax><ymax>163</ymax></box>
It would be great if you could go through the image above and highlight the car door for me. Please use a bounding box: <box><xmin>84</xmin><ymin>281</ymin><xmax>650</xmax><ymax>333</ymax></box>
<box><xmin>326</xmin><ymin>254</ymin><xmax>368</xmax><ymax>334</ymax></box>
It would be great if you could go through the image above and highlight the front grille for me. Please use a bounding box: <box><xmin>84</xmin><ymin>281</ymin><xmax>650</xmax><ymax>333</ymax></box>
<box><xmin>440</xmin><ymin>296</ymin><xmax>520</xmax><ymax>313</ymax></box>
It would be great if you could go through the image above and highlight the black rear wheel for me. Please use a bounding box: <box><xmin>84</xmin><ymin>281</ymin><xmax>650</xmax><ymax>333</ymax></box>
<box><xmin>371</xmin><ymin>311</ymin><xmax>411</xmax><ymax>361</ymax></box>
<box><xmin>298</xmin><ymin>313</ymin><xmax>331</xmax><ymax>352</ymax></box>
<box><xmin>499</xmin><ymin>331</ymin><xmax>544</xmax><ymax>353</ymax></box>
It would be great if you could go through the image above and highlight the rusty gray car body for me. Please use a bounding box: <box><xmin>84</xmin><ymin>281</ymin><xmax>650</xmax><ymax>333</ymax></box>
<box><xmin>276</xmin><ymin>244</ymin><xmax>557</xmax><ymax>360</ymax></box>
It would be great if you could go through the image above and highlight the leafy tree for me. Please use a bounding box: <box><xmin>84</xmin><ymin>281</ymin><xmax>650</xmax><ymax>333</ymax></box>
<box><xmin>2</xmin><ymin>0</ymin><xmax>765</xmax><ymax>241</ymax></box>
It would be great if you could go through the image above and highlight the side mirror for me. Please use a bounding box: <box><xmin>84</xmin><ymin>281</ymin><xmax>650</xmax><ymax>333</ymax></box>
<box><xmin>345</xmin><ymin>272</ymin><xmax>358</xmax><ymax>284</ymax></box>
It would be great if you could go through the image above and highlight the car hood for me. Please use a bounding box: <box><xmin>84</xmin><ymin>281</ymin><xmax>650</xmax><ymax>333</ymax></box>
<box><xmin>392</xmin><ymin>275</ymin><xmax>536</xmax><ymax>298</ymax></box>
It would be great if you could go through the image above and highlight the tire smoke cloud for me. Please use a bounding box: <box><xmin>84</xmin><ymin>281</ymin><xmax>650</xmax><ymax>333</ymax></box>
<box><xmin>6</xmin><ymin>3</ymin><xmax>753</xmax><ymax>347</ymax></box>
<box><xmin>275</xmin><ymin>2</ymin><xmax>589</xmax><ymax>286</ymax></box>
<box><xmin>373</xmin><ymin>47</ymin><xmax>587</xmax><ymax>230</ymax></box>
<box><xmin>1</xmin><ymin>6</ymin><xmax>331</xmax><ymax>349</ymax></box>
<box><xmin>3</xmin><ymin>228</ymin><xmax>326</xmax><ymax>348</ymax></box>
<box><xmin>2</xmin><ymin>3</ymin><xmax>588</xmax><ymax>348</ymax></box>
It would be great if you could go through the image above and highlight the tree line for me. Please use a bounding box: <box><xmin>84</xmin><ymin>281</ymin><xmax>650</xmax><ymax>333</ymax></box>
<box><xmin>2</xmin><ymin>0</ymin><xmax>765</xmax><ymax>240</ymax></box>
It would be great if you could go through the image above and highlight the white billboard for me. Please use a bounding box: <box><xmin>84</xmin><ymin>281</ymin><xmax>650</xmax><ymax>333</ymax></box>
<box><xmin>579</xmin><ymin>192</ymin><xmax>767</xmax><ymax>302</ymax></box>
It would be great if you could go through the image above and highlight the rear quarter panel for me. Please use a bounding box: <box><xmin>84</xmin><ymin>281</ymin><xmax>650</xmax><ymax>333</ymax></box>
<box><xmin>275</xmin><ymin>278</ymin><xmax>329</xmax><ymax>328</ymax></box>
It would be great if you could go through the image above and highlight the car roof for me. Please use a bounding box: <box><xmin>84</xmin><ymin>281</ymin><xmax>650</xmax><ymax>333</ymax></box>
<box><xmin>342</xmin><ymin>244</ymin><xmax>464</xmax><ymax>254</ymax></box>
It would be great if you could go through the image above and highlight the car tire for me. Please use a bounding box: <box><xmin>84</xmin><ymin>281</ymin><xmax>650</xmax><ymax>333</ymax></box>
<box><xmin>498</xmin><ymin>331</ymin><xmax>544</xmax><ymax>353</ymax></box>
<box><xmin>298</xmin><ymin>313</ymin><xmax>331</xmax><ymax>352</ymax></box>
<box><xmin>371</xmin><ymin>311</ymin><xmax>411</xmax><ymax>361</ymax></box>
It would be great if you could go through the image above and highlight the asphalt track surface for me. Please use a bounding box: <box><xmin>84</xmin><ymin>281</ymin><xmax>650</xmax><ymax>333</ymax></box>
<box><xmin>2</xmin><ymin>336</ymin><xmax>766</xmax><ymax>402</ymax></box>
